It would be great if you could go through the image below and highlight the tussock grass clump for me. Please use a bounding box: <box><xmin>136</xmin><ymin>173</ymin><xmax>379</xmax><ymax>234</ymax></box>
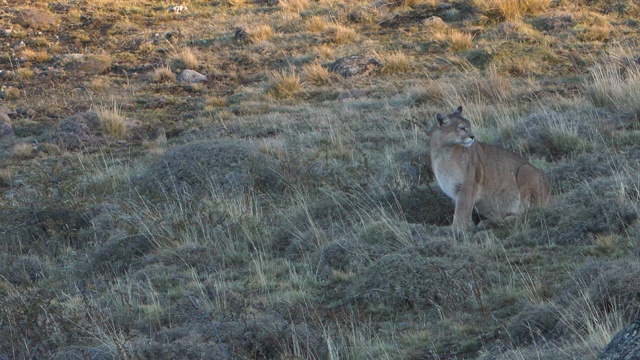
<box><xmin>390</xmin><ymin>0</ymin><xmax>428</xmax><ymax>7</ymax></box>
<box><xmin>172</xmin><ymin>48</ymin><xmax>199</xmax><ymax>70</ymax></box>
<box><xmin>548</xmin><ymin>153</ymin><xmax>622</xmax><ymax>194</ymax></box>
<box><xmin>269</xmin><ymin>70</ymin><xmax>304</xmax><ymax>98</ymax></box>
<box><xmin>12</xmin><ymin>143</ymin><xmax>33</xmax><ymax>158</ymax></box>
<box><xmin>512</xmin><ymin>110</ymin><xmax>595</xmax><ymax>160</ymax></box>
<box><xmin>0</xmin><ymin>168</ymin><xmax>12</xmax><ymax>186</ymax></box>
<box><xmin>306</xmin><ymin>16</ymin><xmax>330</xmax><ymax>33</ymax></box>
<box><xmin>474</xmin><ymin>0</ymin><xmax>551</xmax><ymax>22</ymax></box>
<box><xmin>3</xmin><ymin>87</ymin><xmax>20</xmax><ymax>99</ymax></box>
<box><xmin>329</xmin><ymin>24</ymin><xmax>359</xmax><ymax>44</ymax></box>
<box><xmin>425</xmin><ymin>20</ymin><xmax>473</xmax><ymax>51</ymax></box>
<box><xmin>138</xmin><ymin>140</ymin><xmax>280</xmax><ymax>196</ymax></box>
<box><xmin>488</xmin><ymin>20</ymin><xmax>542</xmax><ymax>42</ymax></box>
<box><xmin>152</xmin><ymin>66</ymin><xmax>176</xmax><ymax>83</ymax></box>
<box><xmin>350</xmin><ymin>246</ymin><xmax>483</xmax><ymax>309</ymax></box>
<box><xmin>587</xmin><ymin>61</ymin><xmax>640</xmax><ymax>113</ymax></box>
<box><xmin>551</xmin><ymin>261</ymin><xmax>640</xmax><ymax>349</ymax></box>
<box><xmin>505</xmin><ymin>303</ymin><xmax>562</xmax><ymax>346</ymax></box>
<box><xmin>447</xmin><ymin>29</ymin><xmax>474</xmax><ymax>51</ymax></box>
<box><xmin>572</xmin><ymin>12</ymin><xmax>612</xmax><ymax>42</ymax></box>
<box><xmin>205</xmin><ymin>94</ymin><xmax>227</xmax><ymax>109</ymax></box>
<box><xmin>88</xmin><ymin>234</ymin><xmax>154</xmax><ymax>275</ymax></box>
<box><xmin>381</xmin><ymin>51</ymin><xmax>411</xmax><ymax>74</ymax></box>
<box><xmin>315</xmin><ymin>44</ymin><xmax>335</xmax><ymax>60</ymax></box>
<box><xmin>520</xmin><ymin>175</ymin><xmax>639</xmax><ymax>246</ymax></box>
<box><xmin>5</xmin><ymin>255</ymin><xmax>48</xmax><ymax>285</ymax></box>
<box><xmin>88</xmin><ymin>77</ymin><xmax>111</xmax><ymax>93</ymax></box>
<box><xmin>303</xmin><ymin>62</ymin><xmax>332</xmax><ymax>84</ymax></box>
<box><xmin>280</xmin><ymin>0</ymin><xmax>310</xmax><ymax>13</ymax></box>
<box><xmin>96</xmin><ymin>102</ymin><xmax>127</xmax><ymax>138</ymax></box>
<box><xmin>344</xmin><ymin>5</ymin><xmax>380</xmax><ymax>23</ymax></box>
<box><xmin>53</xmin><ymin>111</ymin><xmax>102</xmax><ymax>150</ymax></box>
<box><xmin>15</xmin><ymin>68</ymin><xmax>34</xmax><ymax>80</ymax></box>
<box><xmin>21</xmin><ymin>48</ymin><xmax>51</xmax><ymax>63</ymax></box>
<box><xmin>246</xmin><ymin>24</ymin><xmax>275</xmax><ymax>43</ymax></box>
<box><xmin>62</xmin><ymin>53</ymin><xmax>112</xmax><ymax>74</ymax></box>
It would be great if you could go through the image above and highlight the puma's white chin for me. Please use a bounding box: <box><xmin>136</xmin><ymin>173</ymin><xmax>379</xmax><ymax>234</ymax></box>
<box><xmin>462</xmin><ymin>138</ymin><xmax>475</xmax><ymax>147</ymax></box>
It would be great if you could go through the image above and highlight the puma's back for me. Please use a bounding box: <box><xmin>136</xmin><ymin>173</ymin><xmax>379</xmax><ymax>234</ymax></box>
<box><xmin>429</xmin><ymin>106</ymin><xmax>551</xmax><ymax>231</ymax></box>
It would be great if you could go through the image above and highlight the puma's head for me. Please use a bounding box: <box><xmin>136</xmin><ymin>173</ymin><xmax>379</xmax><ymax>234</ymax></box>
<box><xmin>435</xmin><ymin>106</ymin><xmax>475</xmax><ymax>148</ymax></box>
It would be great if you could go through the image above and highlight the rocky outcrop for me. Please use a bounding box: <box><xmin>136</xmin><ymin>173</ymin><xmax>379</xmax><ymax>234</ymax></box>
<box><xmin>598</xmin><ymin>320</ymin><xmax>640</xmax><ymax>360</ymax></box>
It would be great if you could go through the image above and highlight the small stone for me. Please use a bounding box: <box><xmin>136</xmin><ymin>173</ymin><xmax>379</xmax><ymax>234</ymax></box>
<box><xmin>177</xmin><ymin>69</ymin><xmax>207</xmax><ymax>83</ymax></box>
<box><xmin>167</xmin><ymin>5</ymin><xmax>188</xmax><ymax>12</ymax></box>
<box><xmin>233</xmin><ymin>28</ymin><xmax>249</xmax><ymax>43</ymax></box>
<box><xmin>423</xmin><ymin>16</ymin><xmax>445</xmax><ymax>27</ymax></box>
<box><xmin>328</xmin><ymin>55</ymin><xmax>381</xmax><ymax>78</ymax></box>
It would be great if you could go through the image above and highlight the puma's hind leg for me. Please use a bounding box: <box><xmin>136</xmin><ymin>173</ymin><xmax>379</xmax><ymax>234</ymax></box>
<box><xmin>516</xmin><ymin>164</ymin><xmax>552</xmax><ymax>208</ymax></box>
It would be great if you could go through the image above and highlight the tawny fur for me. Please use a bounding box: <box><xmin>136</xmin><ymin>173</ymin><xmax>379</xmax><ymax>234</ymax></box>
<box><xmin>429</xmin><ymin>106</ymin><xmax>551</xmax><ymax>232</ymax></box>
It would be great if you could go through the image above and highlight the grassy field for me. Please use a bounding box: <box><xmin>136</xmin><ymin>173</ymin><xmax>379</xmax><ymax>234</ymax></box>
<box><xmin>1</xmin><ymin>0</ymin><xmax>640</xmax><ymax>358</ymax></box>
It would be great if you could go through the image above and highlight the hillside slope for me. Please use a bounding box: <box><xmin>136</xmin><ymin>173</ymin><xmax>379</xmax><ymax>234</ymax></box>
<box><xmin>1</xmin><ymin>0</ymin><xmax>639</xmax><ymax>358</ymax></box>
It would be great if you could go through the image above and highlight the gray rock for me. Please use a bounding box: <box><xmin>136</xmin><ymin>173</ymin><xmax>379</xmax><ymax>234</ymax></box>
<box><xmin>328</xmin><ymin>55</ymin><xmax>381</xmax><ymax>78</ymax></box>
<box><xmin>598</xmin><ymin>320</ymin><xmax>640</xmax><ymax>360</ymax></box>
<box><xmin>177</xmin><ymin>69</ymin><xmax>207</xmax><ymax>83</ymax></box>
<box><xmin>167</xmin><ymin>5</ymin><xmax>188</xmax><ymax>12</ymax></box>
<box><xmin>423</xmin><ymin>16</ymin><xmax>445</xmax><ymax>27</ymax></box>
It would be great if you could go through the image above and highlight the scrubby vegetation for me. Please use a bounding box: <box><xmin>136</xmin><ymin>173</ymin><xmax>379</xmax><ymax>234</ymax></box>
<box><xmin>1</xmin><ymin>0</ymin><xmax>640</xmax><ymax>358</ymax></box>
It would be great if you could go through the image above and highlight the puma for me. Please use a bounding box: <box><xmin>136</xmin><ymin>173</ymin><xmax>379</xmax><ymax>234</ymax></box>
<box><xmin>429</xmin><ymin>106</ymin><xmax>551</xmax><ymax>232</ymax></box>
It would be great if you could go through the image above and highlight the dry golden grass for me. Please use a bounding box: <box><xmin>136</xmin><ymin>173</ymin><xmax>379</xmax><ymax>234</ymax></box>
<box><xmin>13</xmin><ymin>143</ymin><xmax>33</xmax><ymax>159</ymax></box>
<box><xmin>303</xmin><ymin>63</ymin><xmax>331</xmax><ymax>85</ymax></box>
<box><xmin>270</xmin><ymin>70</ymin><xmax>304</xmax><ymax>98</ymax></box>
<box><xmin>174</xmin><ymin>48</ymin><xmax>199</xmax><ymax>69</ymax></box>
<box><xmin>447</xmin><ymin>30</ymin><xmax>473</xmax><ymax>51</ymax></box>
<box><xmin>16</xmin><ymin>68</ymin><xmax>34</xmax><ymax>80</ymax></box>
<box><xmin>22</xmin><ymin>48</ymin><xmax>51</xmax><ymax>63</ymax></box>
<box><xmin>391</xmin><ymin>0</ymin><xmax>427</xmax><ymax>8</ymax></box>
<box><xmin>429</xmin><ymin>23</ymin><xmax>473</xmax><ymax>51</ymax></box>
<box><xmin>96</xmin><ymin>102</ymin><xmax>127</xmax><ymax>138</ymax></box>
<box><xmin>474</xmin><ymin>0</ymin><xmax>551</xmax><ymax>21</ymax></box>
<box><xmin>88</xmin><ymin>77</ymin><xmax>110</xmax><ymax>93</ymax></box>
<box><xmin>30</xmin><ymin>36</ymin><xmax>51</xmax><ymax>47</ymax></box>
<box><xmin>225</xmin><ymin>0</ymin><xmax>245</xmax><ymax>6</ymax></box>
<box><xmin>587</xmin><ymin>60</ymin><xmax>640</xmax><ymax>112</ymax></box>
<box><xmin>4</xmin><ymin>87</ymin><xmax>19</xmax><ymax>99</ymax></box>
<box><xmin>152</xmin><ymin>66</ymin><xmax>176</xmax><ymax>83</ymax></box>
<box><xmin>381</xmin><ymin>51</ymin><xmax>411</xmax><ymax>74</ymax></box>
<box><xmin>69</xmin><ymin>30</ymin><xmax>91</xmax><ymax>44</ymax></box>
<box><xmin>594</xmin><ymin>234</ymin><xmax>617</xmax><ymax>254</ymax></box>
<box><xmin>330</xmin><ymin>24</ymin><xmax>359</xmax><ymax>44</ymax></box>
<box><xmin>247</xmin><ymin>24</ymin><xmax>275</xmax><ymax>43</ymax></box>
<box><xmin>307</xmin><ymin>16</ymin><xmax>330</xmax><ymax>33</ymax></box>
<box><xmin>280</xmin><ymin>0</ymin><xmax>310</xmax><ymax>14</ymax></box>
<box><xmin>521</xmin><ymin>0</ymin><xmax>551</xmax><ymax>15</ymax></box>
<box><xmin>0</xmin><ymin>168</ymin><xmax>12</xmax><ymax>186</ymax></box>
<box><xmin>575</xmin><ymin>24</ymin><xmax>611</xmax><ymax>42</ymax></box>
<box><xmin>315</xmin><ymin>44</ymin><xmax>335</xmax><ymax>60</ymax></box>
<box><xmin>205</xmin><ymin>95</ymin><xmax>227</xmax><ymax>109</ymax></box>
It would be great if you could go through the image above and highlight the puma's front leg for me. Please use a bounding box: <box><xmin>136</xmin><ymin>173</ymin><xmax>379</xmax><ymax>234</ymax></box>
<box><xmin>452</xmin><ymin>192</ymin><xmax>476</xmax><ymax>233</ymax></box>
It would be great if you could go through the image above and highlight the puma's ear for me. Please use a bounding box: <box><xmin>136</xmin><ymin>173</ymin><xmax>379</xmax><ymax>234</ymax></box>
<box><xmin>453</xmin><ymin>106</ymin><xmax>463</xmax><ymax>115</ymax></box>
<box><xmin>436</xmin><ymin>113</ymin><xmax>448</xmax><ymax>126</ymax></box>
